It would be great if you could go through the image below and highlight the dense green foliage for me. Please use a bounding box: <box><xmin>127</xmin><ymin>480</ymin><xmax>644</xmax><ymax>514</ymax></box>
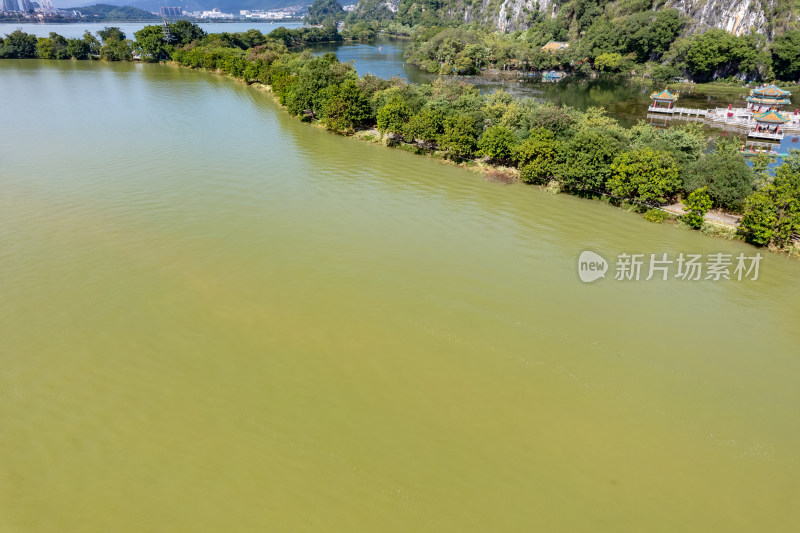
<box><xmin>740</xmin><ymin>151</ymin><xmax>800</xmax><ymax>247</ymax></box>
<box><xmin>679</xmin><ymin>30</ymin><xmax>770</xmax><ymax>82</ymax></box>
<box><xmin>477</xmin><ymin>126</ymin><xmax>517</xmax><ymax>161</ymax></box>
<box><xmin>684</xmin><ymin>141</ymin><xmax>755</xmax><ymax>212</ymax></box>
<box><xmin>399</xmin><ymin>22</ymin><xmax>779</xmax><ymax>81</ymax></box>
<box><xmin>0</xmin><ymin>25</ymin><xmax>342</xmax><ymax>63</ymax></box>
<box><xmin>608</xmin><ymin>147</ymin><xmax>681</xmax><ymax>204</ymax></box>
<box><xmin>3</xmin><ymin>23</ymin><xmax>797</xmax><ymax>252</ymax></box>
<box><xmin>0</xmin><ymin>30</ymin><xmax>37</xmax><ymax>59</ymax></box>
<box><xmin>643</xmin><ymin>208</ymin><xmax>668</xmax><ymax>223</ymax></box>
<box><xmin>340</xmin><ymin>0</ymin><xmax>794</xmax><ymax>81</ymax></box>
<box><xmin>682</xmin><ymin>187</ymin><xmax>713</xmax><ymax>229</ymax></box>
<box><xmin>771</xmin><ymin>30</ymin><xmax>800</xmax><ymax>81</ymax></box>
<box><xmin>307</xmin><ymin>0</ymin><xmax>346</xmax><ymax>26</ymax></box>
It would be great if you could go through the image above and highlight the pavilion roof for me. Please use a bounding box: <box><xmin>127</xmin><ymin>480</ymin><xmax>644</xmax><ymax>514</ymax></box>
<box><xmin>750</xmin><ymin>84</ymin><xmax>791</xmax><ymax>97</ymax></box>
<box><xmin>650</xmin><ymin>88</ymin><xmax>679</xmax><ymax>101</ymax></box>
<box><xmin>747</xmin><ymin>96</ymin><xmax>792</xmax><ymax>105</ymax></box>
<box><xmin>542</xmin><ymin>41</ymin><xmax>569</xmax><ymax>52</ymax></box>
<box><xmin>753</xmin><ymin>109</ymin><xmax>790</xmax><ymax>124</ymax></box>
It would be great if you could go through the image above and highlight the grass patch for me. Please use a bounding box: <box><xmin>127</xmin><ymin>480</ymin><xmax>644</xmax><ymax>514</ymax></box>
<box><xmin>671</xmin><ymin>82</ymin><xmax>750</xmax><ymax>96</ymax></box>
<box><xmin>700</xmin><ymin>222</ymin><xmax>741</xmax><ymax>240</ymax></box>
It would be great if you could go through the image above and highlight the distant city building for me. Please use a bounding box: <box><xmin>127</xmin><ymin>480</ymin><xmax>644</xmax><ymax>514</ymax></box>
<box><xmin>160</xmin><ymin>6</ymin><xmax>182</xmax><ymax>16</ymax></box>
<box><xmin>2</xmin><ymin>0</ymin><xmax>20</xmax><ymax>11</ymax></box>
<box><xmin>199</xmin><ymin>8</ymin><xmax>234</xmax><ymax>19</ymax></box>
<box><xmin>241</xmin><ymin>6</ymin><xmax>305</xmax><ymax>19</ymax></box>
<box><xmin>20</xmin><ymin>0</ymin><xmax>33</xmax><ymax>11</ymax></box>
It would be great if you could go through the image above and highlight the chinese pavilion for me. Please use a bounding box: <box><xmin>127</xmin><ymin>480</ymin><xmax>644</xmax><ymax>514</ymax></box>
<box><xmin>649</xmin><ymin>88</ymin><xmax>679</xmax><ymax>112</ymax></box>
<box><xmin>747</xmin><ymin>84</ymin><xmax>792</xmax><ymax>113</ymax></box>
<box><xmin>749</xmin><ymin>109</ymin><xmax>790</xmax><ymax>140</ymax></box>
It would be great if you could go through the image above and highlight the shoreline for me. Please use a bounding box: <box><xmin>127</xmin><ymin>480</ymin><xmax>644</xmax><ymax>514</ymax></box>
<box><xmin>3</xmin><ymin>34</ymin><xmax>800</xmax><ymax>258</ymax></box>
<box><xmin>170</xmin><ymin>60</ymin><xmax>799</xmax><ymax>258</ymax></box>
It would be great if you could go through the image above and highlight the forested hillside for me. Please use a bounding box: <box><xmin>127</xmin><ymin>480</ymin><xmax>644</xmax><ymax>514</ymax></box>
<box><xmin>354</xmin><ymin>0</ymin><xmax>797</xmax><ymax>38</ymax></box>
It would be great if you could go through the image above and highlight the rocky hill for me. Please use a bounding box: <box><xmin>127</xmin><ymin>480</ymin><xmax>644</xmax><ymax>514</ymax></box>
<box><xmin>376</xmin><ymin>0</ymin><xmax>796</xmax><ymax>39</ymax></box>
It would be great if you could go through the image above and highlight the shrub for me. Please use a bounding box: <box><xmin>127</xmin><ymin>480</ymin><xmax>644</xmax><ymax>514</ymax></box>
<box><xmin>608</xmin><ymin>147</ymin><xmax>681</xmax><ymax>204</ymax></box>
<box><xmin>643</xmin><ymin>208</ymin><xmax>668</xmax><ymax>223</ymax></box>
<box><xmin>477</xmin><ymin>126</ymin><xmax>517</xmax><ymax>161</ymax></box>
<box><xmin>439</xmin><ymin>115</ymin><xmax>479</xmax><ymax>158</ymax></box>
<box><xmin>376</xmin><ymin>96</ymin><xmax>413</xmax><ymax>136</ymax></box>
<box><xmin>682</xmin><ymin>186</ymin><xmax>712</xmax><ymax>229</ymax></box>
<box><xmin>685</xmin><ymin>143</ymin><xmax>754</xmax><ymax>212</ymax></box>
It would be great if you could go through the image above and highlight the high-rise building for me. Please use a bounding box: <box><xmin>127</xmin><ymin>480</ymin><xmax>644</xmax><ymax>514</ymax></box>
<box><xmin>20</xmin><ymin>0</ymin><xmax>33</xmax><ymax>11</ymax></box>
<box><xmin>160</xmin><ymin>6</ymin><xmax>182</xmax><ymax>16</ymax></box>
<box><xmin>2</xmin><ymin>0</ymin><xmax>21</xmax><ymax>11</ymax></box>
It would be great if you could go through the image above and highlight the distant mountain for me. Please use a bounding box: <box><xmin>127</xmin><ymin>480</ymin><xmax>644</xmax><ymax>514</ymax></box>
<box><xmin>55</xmin><ymin>0</ymin><xmax>304</xmax><ymax>13</ymax></box>
<box><xmin>66</xmin><ymin>3</ymin><xmax>160</xmax><ymax>19</ymax></box>
<box><xmin>360</xmin><ymin>0</ymin><xmax>795</xmax><ymax>38</ymax></box>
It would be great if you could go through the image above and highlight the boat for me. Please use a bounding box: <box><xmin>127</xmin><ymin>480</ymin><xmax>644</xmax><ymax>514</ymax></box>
<box><xmin>738</xmin><ymin>145</ymin><xmax>782</xmax><ymax>158</ymax></box>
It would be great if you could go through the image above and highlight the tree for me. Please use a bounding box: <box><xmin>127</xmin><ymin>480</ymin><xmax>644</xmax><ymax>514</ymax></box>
<box><xmin>37</xmin><ymin>32</ymin><xmax>69</xmax><ymax>59</ymax></box>
<box><xmin>559</xmin><ymin>128</ymin><xmax>622</xmax><ymax>192</ymax></box>
<box><xmin>772</xmin><ymin>30</ymin><xmax>800</xmax><ymax>81</ymax></box>
<box><xmin>740</xmin><ymin>191</ymin><xmax>781</xmax><ymax>246</ymax></box>
<box><xmin>513</xmin><ymin>128</ymin><xmax>560</xmax><ymax>183</ymax></box>
<box><xmin>608</xmin><ymin>147</ymin><xmax>681</xmax><ymax>204</ymax></box>
<box><xmin>683</xmin><ymin>30</ymin><xmax>769</xmax><ymax>81</ymax></box>
<box><xmin>520</xmin><ymin>101</ymin><xmax>578</xmax><ymax>136</ymax></box>
<box><xmin>82</xmin><ymin>31</ymin><xmax>101</xmax><ymax>56</ymax></box>
<box><xmin>682</xmin><ymin>186</ymin><xmax>712</xmax><ymax>229</ymax></box>
<box><xmin>684</xmin><ymin>144</ymin><xmax>754</xmax><ymax>212</ymax></box>
<box><xmin>66</xmin><ymin>38</ymin><xmax>90</xmax><ymax>60</ymax></box>
<box><xmin>740</xmin><ymin>151</ymin><xmax>800</xmax><ymax>247</ymax></box>
<box><xmin>284</xmin><ymin>53</ymin><xmax>354</xmax><ymax>120</ymax></box>
<box><xmin>100</xmin><ymin>39</ymin><xmax>132</xmax><ymax>61</ymax></box>
<box><xmin>477</xmin><ymin>126</ymin><xmax>517</xmax><ymax>162</ymax></box>
<box><xmin>97</xmin><ymin>27</ymin><xmax>126</xmax><ymax>43</ymax></box>
<box><xmin>594</xmin><ymin>52</ymin><xmax>623</xmax><ymax>72</ymax></box>
<box><xmin>439</xmin><ymin>115</ymin><xmax>479</xmax><ymax>158</ymax></box>
<box><xmin>376</xmin><ymin>96</ymin><xmax>413</xmax><ymax>136</ymax></box>
<box><xmin>0</xmin><ymin>30</ymin><xmax>37</xmax><ymax>59</ymax></box>
<box><xmin>134</xmin><ymin>25</ymin><xmax>173</xmax><ymax>62</ymax></box>
<box><xmin>306</xmin><ymin>0</ymin><xmax>345</xmax><ymax>25</ymax></box>
<box><xmin>321</xmin><ymin>78</ymin><xmax>373</xmax><ymax>134</ymax></box>
<box><xmin>406</xmin><ymin>108</ymin><xmax>445</xmax><ymax>144</ymax></box>
<box><xmin>169</xmin><ymin>21</ymin><xmax>205</xmax><ymax>47</ymax></box>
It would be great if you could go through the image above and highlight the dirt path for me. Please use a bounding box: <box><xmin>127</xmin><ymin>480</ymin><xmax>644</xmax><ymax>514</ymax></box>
<box><xmin>662</xmin><ymin>203</ymin><xmax>742</xmax><ymax>227</ymax></box>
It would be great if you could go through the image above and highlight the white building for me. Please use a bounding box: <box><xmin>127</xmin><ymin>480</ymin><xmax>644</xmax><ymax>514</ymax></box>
<box><xmin>200</xmin><ymin>8</ymin><xmax>234</xmax><ymax>19</ymax></box>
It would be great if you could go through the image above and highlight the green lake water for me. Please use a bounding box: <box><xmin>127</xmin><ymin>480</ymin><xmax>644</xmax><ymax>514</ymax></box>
<box><xmin>1</xmin><ymin>60</ymin><xmax>800</xmax><ymax>532</ymax></box>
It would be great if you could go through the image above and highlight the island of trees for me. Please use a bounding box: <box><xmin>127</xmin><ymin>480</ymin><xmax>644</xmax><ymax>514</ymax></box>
<box><xmin>1</xmin><ymin>22</ymin><xmax>798</xmax><ymax>253</ymax></box>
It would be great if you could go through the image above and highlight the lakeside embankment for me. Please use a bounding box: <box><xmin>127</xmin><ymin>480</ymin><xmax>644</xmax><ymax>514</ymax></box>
<box><xmin>2</xmin><ymin>23</ymin><xmax>799</xmax><ymax>256</ymax></box>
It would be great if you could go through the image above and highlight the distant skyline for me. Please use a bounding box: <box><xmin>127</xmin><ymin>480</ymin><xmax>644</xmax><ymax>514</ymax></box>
<box><xmin>52</xmin><ymin>0</ymin><xmax>311</xmax><ymax>9</ymax></box>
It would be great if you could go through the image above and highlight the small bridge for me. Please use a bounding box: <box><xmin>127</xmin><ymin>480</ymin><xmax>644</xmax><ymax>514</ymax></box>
<box><xmin>647</xmin><ymin>105</ymin><xmax>707</xmax><ymax>117</ymax></box>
